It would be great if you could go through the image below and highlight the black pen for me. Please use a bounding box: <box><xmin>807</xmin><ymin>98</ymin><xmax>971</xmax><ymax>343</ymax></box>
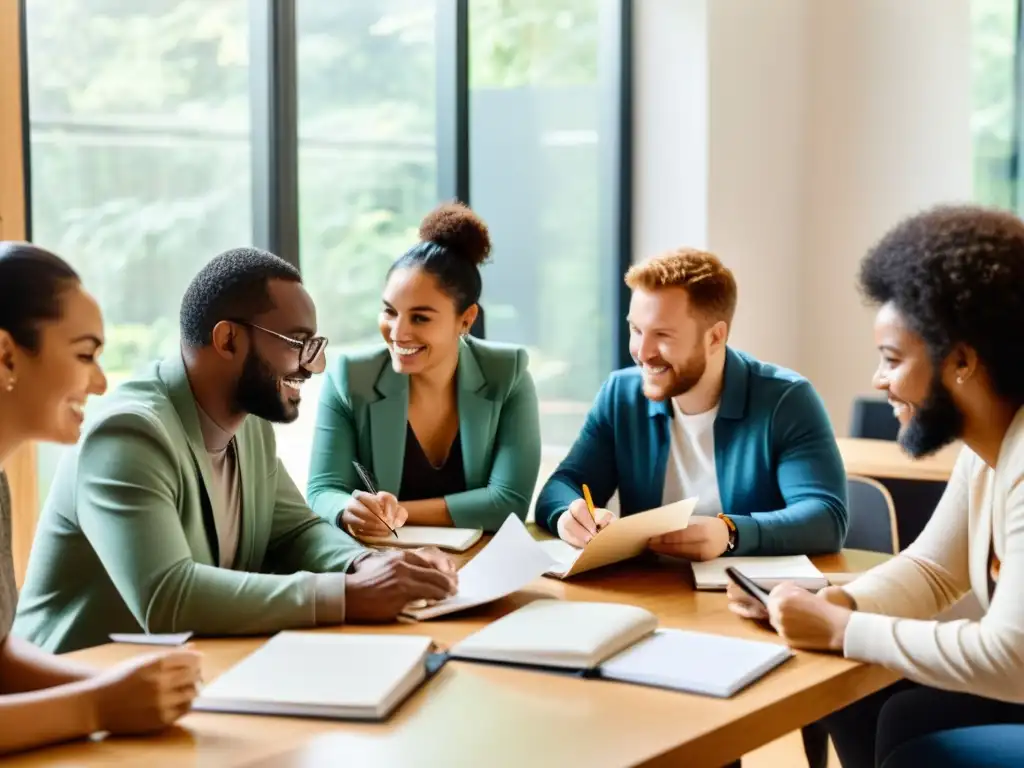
<box><xmin>352</xmin><ymin>460</ymin><xmax>398</xmax><ymax>538</ymax></box>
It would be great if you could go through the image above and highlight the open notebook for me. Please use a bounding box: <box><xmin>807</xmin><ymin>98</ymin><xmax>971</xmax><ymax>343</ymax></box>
<box><xmin>596</xmin><ymin>628</ymin><xmax>793</xmax><ymax>698</ymax></box>
<box><xmin>361</xmin><ymin>526</ymin><xmax>483</xmax><ymax>552</ymax></box>
<box><xmin>450</xmin><ymin>599</ymin><xmax>658</xmax><ymax>669</ymax></box>
<box><xmin>538</xmin><ymin>498</ymin><xmax>697</xmax><ymax>579</ymax></box>
<box><xmin>691</xmin><ymin>555</ymin><xmax>829</xmax><ymax>591</ymax></box>
<box><xmin>193</xmin><ymin>632</ymin><xmax>435</xmax><ymax>721</ymax></box>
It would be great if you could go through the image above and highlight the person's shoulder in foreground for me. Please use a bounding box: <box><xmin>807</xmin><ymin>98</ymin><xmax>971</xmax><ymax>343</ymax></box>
<box><xmin>0</xmin><ymin>241</ymin><xmax>201</xmax><ymax>755</ymax></box>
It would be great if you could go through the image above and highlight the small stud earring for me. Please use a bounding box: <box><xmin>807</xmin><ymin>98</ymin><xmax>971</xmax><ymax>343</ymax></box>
<box><xmin>956</xmin><ymin>375</ymin><xmax>965</xmax><ymax>385</ymax></box>
<box><xmin>5</xmin><ymin>377</ymin><xmax>15</xmax><ymax>393</ymax></box>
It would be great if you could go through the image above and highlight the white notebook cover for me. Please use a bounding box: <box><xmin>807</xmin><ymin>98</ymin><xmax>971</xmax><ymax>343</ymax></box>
<box><xmin>597</xmin><ymin>628</ymin><xmax>793</xmax><ymax>698</ymax></box>
<box><xmin>361</xmin><ymin>526</ymin><xmax>483</xmax><ymax>552</ymax></box>
<box><xmin>691</xmin><ymin>555</ymin><xmax>829</xmax><ymax>591</ymax></box>
<box><xmin>450</xmin><ymin>599</ymin><xmax>658</xmax><ymax>669</ymax></box>
<box><xmin>194</xmin><ymin>632</ymin><xmax>434</xmax><ymax>721</ymax></box>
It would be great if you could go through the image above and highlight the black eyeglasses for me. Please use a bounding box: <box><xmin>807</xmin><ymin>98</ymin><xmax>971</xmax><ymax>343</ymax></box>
<box><xmin>230</xmin><ymin>320</ymin><xmax>327</xmax><ymax>372</ymax></box>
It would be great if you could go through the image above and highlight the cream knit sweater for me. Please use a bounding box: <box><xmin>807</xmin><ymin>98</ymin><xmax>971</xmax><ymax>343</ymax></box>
<box><xmin>843</xmin><ymin>407</ymin><xmax>1024</xmax><ymax>703</ymax></box>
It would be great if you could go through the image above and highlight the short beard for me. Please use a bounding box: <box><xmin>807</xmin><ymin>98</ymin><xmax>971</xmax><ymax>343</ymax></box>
<box><xmin>641</xmin><ymin>348</ymin><xmax>707</xmax><ymax>402</ymax></box>
<box><xmin>899</xmin><ymin>374</ymin><xmax>964</xmax><ymax>458</ymax></box>
<box><xmin>233</xmin><ymin>347</ymin><xmax>296</xmax><ymax>424</ymax></box>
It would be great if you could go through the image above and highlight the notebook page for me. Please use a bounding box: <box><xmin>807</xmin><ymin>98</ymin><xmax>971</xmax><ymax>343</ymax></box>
<box><xmin>691</xmin><ymin>555</ymin><xmax>828</xmax><ymax>590</ymax></box>
<box><xmin>363</xmin><ymin>526</ymin><xmax>482</xmax><ymax>552</ymax></box>
<box><xmin>195</xmin><ymin>633</ymin><xmax>433</xmax><ymax>711</ymax></box>
<box><xmin>403</xmin><ymin>514</ymin><xmax>556</xmax><ymax>620</ymax></box>
<box><xmin>598</xmin><ymin>628</ymin><xmax>793</xmax><ymax>698</ymax></box>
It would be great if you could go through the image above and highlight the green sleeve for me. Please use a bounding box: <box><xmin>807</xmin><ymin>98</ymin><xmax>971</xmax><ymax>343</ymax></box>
<box><xmin>75</xmin><ymin>411</ymin><xmax>338</xmax><ymax>635</ymax></box>
<box><xmin>445</xmin><ymin>350</ymin><xmax>542</xmax><ymax>531</ymax></box>
<box><xmin>264</xmin><ymin>457</ymin><xmax>367</xmax><ymax>573</ymax></box>
<box><xmin>306</xmin><ymin>364</ymin><xmax>360</xmax><ymax>527</ymax></box>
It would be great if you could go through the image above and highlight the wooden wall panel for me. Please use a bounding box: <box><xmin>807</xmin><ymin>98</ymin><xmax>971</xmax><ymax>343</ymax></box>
<box><xmin>0</xmin><ymin>0</ymin><xmax>38</xmax><ymax>587</ymax></box>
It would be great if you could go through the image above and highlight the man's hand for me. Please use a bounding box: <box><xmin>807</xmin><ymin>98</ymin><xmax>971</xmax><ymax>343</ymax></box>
<box><xmin>647</xmin><ymin>515</ymin><xmax>730</xmax><ymax>561</ymax></box>
<box><xmin>345</xmin><ymin>549</ymin><xmax>458</xmax><ymax>622</ymax></box>
<box><xmin>557</xmin><ymin>498</ymin><xmax>614</xmax><ymax>548</ymax></box>
<box><xmin>341</xmin><ymin>491</ymin><xmax>408</xmax><ymax>538</ymax></box>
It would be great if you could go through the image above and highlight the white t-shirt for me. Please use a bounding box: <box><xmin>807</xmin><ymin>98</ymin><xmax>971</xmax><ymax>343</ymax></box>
<box><xmin>661</xmin><ymin>400</ymin><xmax>722</xmax><ymax>517</ymax></box>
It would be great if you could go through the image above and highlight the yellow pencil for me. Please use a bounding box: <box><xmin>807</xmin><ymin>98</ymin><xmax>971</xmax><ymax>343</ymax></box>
<box><xmin>581</xmin><ymin>483</ymin><xmax>597</xmax><ymax>523</ymax></box>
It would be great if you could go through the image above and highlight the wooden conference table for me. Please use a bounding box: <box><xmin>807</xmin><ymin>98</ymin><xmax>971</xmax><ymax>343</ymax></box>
<box><xmin>836</xmin><ymin>437</ymin><xmax>960</xmax><ymax>483</ymax></box>
<box><xmin>13</xmin><ymin>544</ymin><xmax>894</xmax><ymax>768</ymax></box>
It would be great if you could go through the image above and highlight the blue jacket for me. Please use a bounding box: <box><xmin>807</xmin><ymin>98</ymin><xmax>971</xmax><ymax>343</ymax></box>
<box><xmin>536</xmin><ymin>348</ymin><xmax>848</xmax><ymax>556</ymax></box>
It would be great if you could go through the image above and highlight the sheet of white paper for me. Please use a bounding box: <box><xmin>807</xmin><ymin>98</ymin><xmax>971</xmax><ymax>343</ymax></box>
<box><xmin>691</xmin><ymin>555</ymin><xmax>828</xmax><ymax>590</ymax></box>
<box><xmin>537</xmin><ymin>539</ymin><xmax>581</xmax><ymax>571</ymax></box>
<box><xmin>109</xmin><ymin>631</ymin><xmax>194</xmax><ymax>646</ymax></box>
<box><xmin>598</xmin><ymin>628</ymin><xmax>793</xmax><ymax>698</ymax></box>
<box><xmin>402</xmin><ymin>514</ymin><xmax>556</xmax><ymax>620</ymax></box>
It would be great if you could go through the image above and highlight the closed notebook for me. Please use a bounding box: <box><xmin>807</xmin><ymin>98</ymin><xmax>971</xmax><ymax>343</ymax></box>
<box><xmin>450</xmin><ymin>599</ymin><xmax>658</xmax><ymax>670</ymax></box>
<box><xmin>691</xmin><ymin>555</ymin><xmax>829</xmax><ymax>591</ymax></box>
<box><xmin>539</xmin><ymin>498</ymin><xmax>697</xmax><ymax>579</ymax></box>
<box><xmin>362</xmin><ymin>526</ymin><xmax>483</xmax><ymax>552</ymax></box>
<box><xmin>194</xmin><ymin>632</ymin><xmax>434</xmax><ymax>721</ymax></box>
<box><xmin>596</xmin><ymin>628</ymin><xmax>793</xmax><ymax>698</ymax></box>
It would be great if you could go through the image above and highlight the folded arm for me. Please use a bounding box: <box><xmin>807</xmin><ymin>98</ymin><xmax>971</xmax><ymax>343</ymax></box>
<box><xmin>729</xmin><ymin>381</ymin><xmax>849</xmax><ymax>556</ymax></box>
<box><xmin>837</xmin><ymin>450</ymin><xmax>1024</xmax><ymax>701</ymax></box>
<box><xmin>442</xmin><ymin>362</ymin><xmax>542</xmax><ymax>531</ymax></box>
<box><xmin>306</xmin><ymin>371</ymin><xmax>362</xmax><ymax>527</ymax></box>
<box><xmin>0</xmin><ymin>635</ymin><xmax>98</xmax><ymax>754</ymax></box>
<box><xmin>535</xmin><ymin>380</ymin><xmax>618</xmax><ymax>534</ymax></box>
<box><xmin>77</xmin><ymin>412</ymin><xmax>352</xmax><ymax>636</ymax></box>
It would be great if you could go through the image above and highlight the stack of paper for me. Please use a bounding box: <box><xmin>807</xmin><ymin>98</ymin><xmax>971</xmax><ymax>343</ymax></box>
<box><xmin>538</xmin><ymin>498</ymin><xmax>697</xmax><ymax>579</ymax></box>
<box><xmin>691</xmin><ymin>555</ymin><xmax>829</xmax><ymax>591</ymax></box>
<box><xmin>361</xmin><ymin>526</ymin><xmax>483</xmax><ymax>552</ymax></box>
<box><xmin>194</xmin><ymin>632</ymin><xmax>434</xmax><ymax>721</ymax></box>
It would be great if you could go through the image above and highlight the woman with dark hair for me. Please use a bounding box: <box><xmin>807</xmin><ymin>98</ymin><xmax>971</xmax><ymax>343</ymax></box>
<box><xmin>307</xmin><ymin>202</ymin><xmax>541</xmax><ymax>535</ymax></box>
<box><xmin>726</xmin><ymin>205</ymin><xmax>1024</xmax><ymax>767</ymax></box>
<box><xmin>0</xmin><ymin>242</ymin><xmax>200</xmax><ymax>754</ymax></box>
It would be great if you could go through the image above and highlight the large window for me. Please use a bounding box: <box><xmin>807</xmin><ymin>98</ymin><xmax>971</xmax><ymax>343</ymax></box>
<box><xmin>971</xmin><ymin>0</ymin><xmax>1019</xmax><ymax>209</ymax></box>
<box><xmin>275</xmin><ymin>0</ymin><xmax>440</xmax><ymax>485</ymax></box>
<box><xmin>22</xmin><ymin>0</ymin><xmax>632</xmax><ymax>497</ymax></box>
<box><xmin>470</xmin><ymin>0</ymin><xmax>618</xmax><ymax>453</ymax></box>
<box><xmin>25</xmin><ymin>0</ymin><xmax>252</xmax><ymax>495</ymax></box>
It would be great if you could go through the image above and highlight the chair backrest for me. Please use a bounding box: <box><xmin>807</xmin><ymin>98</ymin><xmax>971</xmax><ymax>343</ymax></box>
<box><xmin>846</xmin><ymin>475</ymin><xmax>899</xmax><ymax>554</ymax></box>
<box><xmin>850</xmin><ymin>396</ymin><xmax>900</xmax><ymax>441</ymax></box>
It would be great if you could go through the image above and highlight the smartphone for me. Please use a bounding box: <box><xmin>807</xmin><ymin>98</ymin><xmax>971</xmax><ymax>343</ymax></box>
<box><xmin>724</xmin><ymin>566</ymin><xmax>771</xmax><ymax>607</ymax></box>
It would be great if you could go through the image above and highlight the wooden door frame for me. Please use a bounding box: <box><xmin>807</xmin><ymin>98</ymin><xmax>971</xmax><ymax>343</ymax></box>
<box><xmin>0</xmin><ymin>0</ymin><xmax>38</xmax><ymax>587</ymax></box>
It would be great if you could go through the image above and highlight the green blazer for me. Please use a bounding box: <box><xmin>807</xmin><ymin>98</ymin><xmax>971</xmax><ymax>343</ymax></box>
<box><xmin>14</xmin><ymin>355</ymin><xmax>367</xmax><ymax>653</ymax></box>
<box><xmin>307</xmin><ymin>337</ymin><xmax>541</xmax><ymax>532</ymax></box>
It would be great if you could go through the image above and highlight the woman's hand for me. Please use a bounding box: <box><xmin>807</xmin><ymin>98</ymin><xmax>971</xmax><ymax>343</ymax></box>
<box><xmin>728</xmin><ymin>582</ymin><xmax>856</xmax><ymax>651</ymax></box>
<box><xmin>342</xmin><ymin>491</ymin><xmax>409</xmax><ymax>538</ymax></box>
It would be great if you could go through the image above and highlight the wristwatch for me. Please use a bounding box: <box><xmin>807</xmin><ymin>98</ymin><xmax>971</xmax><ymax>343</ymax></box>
<box><xmin>718</xmin><ymin>513</ymin><xmax>738</xmax><ymax>551</ymax></box>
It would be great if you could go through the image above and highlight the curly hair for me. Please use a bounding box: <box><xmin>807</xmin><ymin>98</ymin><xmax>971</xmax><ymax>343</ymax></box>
<box><xmin>180</xmin><ymin>246</ymin><xmax>301</xmax><ymax>347</ymax></box>
<box><xmin>859</xmin><ymin>204</ymin><xmax>1024</xmax><ymax>405</ymax></box>
<box><xmin>625</xmin><ymin>247</ymin><xmax>738</xmax><ymax>325</ymax></box>
<box><xmin>389</xmin><ymin>201</ymin><xmax>491</xmax><ymax>313</ymax></box>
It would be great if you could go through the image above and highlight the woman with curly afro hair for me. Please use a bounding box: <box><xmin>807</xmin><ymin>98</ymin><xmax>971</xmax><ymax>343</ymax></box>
<box><xmin>728</xmin><ymin>205</ymin><xmax>1024</xmax><ymax>766</ymax></box>
<box><xmin>306</xmin><ymin>202</ymin><xmax>541</xmax><ymax>537</ymax></box>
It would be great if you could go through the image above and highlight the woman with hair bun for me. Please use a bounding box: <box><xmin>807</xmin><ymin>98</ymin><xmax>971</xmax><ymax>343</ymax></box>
<box><xmin>307</xmin><ymin>202</ymin><xmax>541</xmax><ymax>535</ymax></box>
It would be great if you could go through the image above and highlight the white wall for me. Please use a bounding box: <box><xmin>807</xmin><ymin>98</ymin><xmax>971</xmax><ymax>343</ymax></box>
<box><xmin>633</xmin><ymin>0</ymin><xmax>972</xmax><ymax>432</ymax></box>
